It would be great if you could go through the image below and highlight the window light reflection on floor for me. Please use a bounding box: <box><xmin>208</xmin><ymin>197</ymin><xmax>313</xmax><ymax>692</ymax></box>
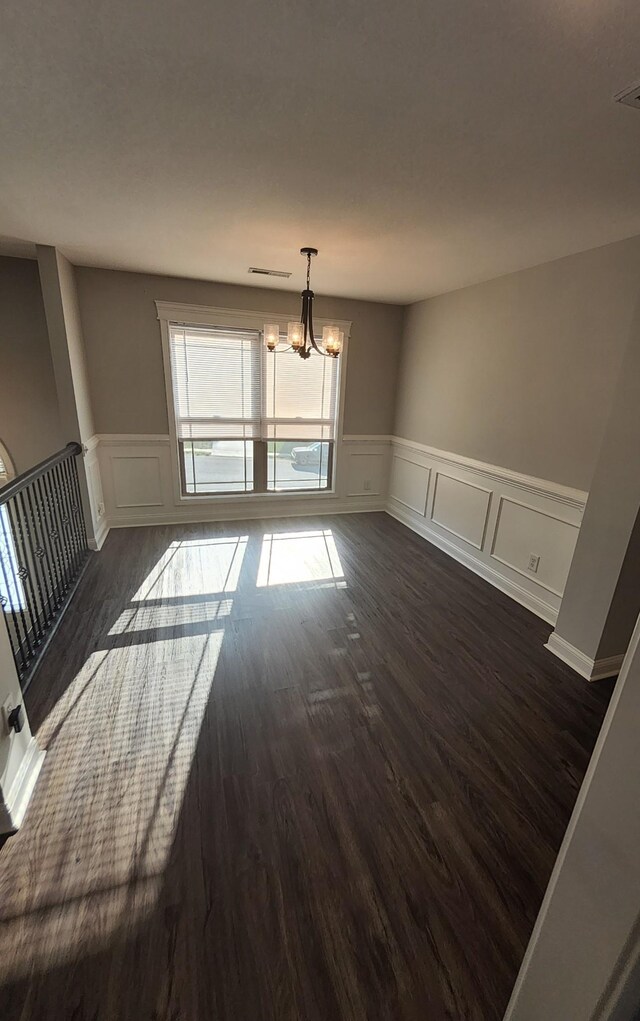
<box><xmin>108</xmin><ymin>597</ymin><xmax>234</xmax><ymax>636</ymax></box>
<box><xmin>132</xmin><ymin>535</ymin><xmax>248</xmax><ymax>602</ymax></box>
<box><xmin>256</xmin><ymin>529</ymin><xmax>344</xmax><ymax>587</ymax></box>
<box><xmin>0</xmin><ymin>629</ymin><xmax>224</xmax><ymax>984</ymax></box>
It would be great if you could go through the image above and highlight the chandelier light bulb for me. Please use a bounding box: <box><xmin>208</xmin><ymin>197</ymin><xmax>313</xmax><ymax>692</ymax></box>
<box><xmin>323</xmin><ymin>326</ymin><xmax>342</xmax><ymax>357</ymax></box>
<box><xmin>264</xmin><ymin>323</ymin><xmax>279</xmax><ymax>351</ymax></box>
<box><xmin>288</xmin><ymin>321</ymin><xmax>304</xmax><ymax>349</ymax></box>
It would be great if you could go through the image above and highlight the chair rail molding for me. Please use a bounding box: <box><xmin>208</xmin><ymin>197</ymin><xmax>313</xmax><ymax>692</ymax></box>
<box><xmin>389</xmin><ymin>436</ymin><xmax>587</xmax><ymax>508</ymax></box>
<box><xmin>387</xmin><ymin>436</ymin><xmax>587</xmax><ymax>626</ymax></box>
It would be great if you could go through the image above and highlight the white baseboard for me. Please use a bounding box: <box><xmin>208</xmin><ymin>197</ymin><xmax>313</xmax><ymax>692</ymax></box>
<box><xmin>387</xmin><ymin>503</ymin><xmax>558</xmax><ymax>624</ymax></box>
<box><xmin>106</xmin><ymin>500</ymin><xmax>386</xmax><ymax>530</ymax></box>
<box><xmin>88</xmin><ymin>517</ymin><xmax>110</xmax><ymax>550</ymax></box>
<box><xmin>0</xmin><ymin>738</ymin><xmax>46</xmax><ymax>834</ymax></box>
<box><xmin>545</xmin><ymin>632</ymin><xmax>624</xmax><ymax>682</ymax></box>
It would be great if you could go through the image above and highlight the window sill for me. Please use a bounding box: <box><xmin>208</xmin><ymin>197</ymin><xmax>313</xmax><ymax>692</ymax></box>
<box><xmin>177</xmin><ymin>488</ymin><xmax>338</xmax><ymax>505</ymax></box>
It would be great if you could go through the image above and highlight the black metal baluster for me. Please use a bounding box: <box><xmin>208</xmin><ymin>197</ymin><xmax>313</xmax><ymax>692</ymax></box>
<box><xmin>20</xmin><ymin>486</ymin><xmax>52</xmax><ymax>632</ymax></box>
<box><xmin>14</xmin><ymin>491</ymin><xmax>46</xmax><ymax>646</ymax></box>
<box><xmin>25</xmin><ymin>482</ymin><xmax>57</xmax><ymax>626</ymax></box>
<box><xmin>67</xmin><ymin>455</ymin><xmax>87</xmax><ymax>566</ymax></box>
<box><xmin>0</xmin><ymin>504</ymin><xmax>30</xmax><ymax>673</ymax></box>
<box><xmin>45</xmin><ymin>465</ymin><xmax>72</xmax><ymax>586</ymax></box>
<box><xmin>54</xmin><ymin>461</ymin><xmax>78</xmax><ymax>575</ymax></box>
<box><xmin>67</xmin><ymin>456</ymin><xmax>88</xmax><ymax>561</ymax></box>
<box><xmin>0</xmin><ymin>499</ymin><xmax>34</xmax><ymax>666</ymax></box>
<box><xmin>35</xmin><ymin>475</ymin><xmax>64</xmax><ymax>609</ymax></box>
<box><xmin>69</xmin><ymin>455</ymin><xmax>88</xmax><ymax>551</ymax></box>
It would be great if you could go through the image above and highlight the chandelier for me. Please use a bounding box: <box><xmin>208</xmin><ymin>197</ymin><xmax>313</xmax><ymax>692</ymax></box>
<box><xmin>264</xmin><ymin>248</ymin><xmax>343</xmax><ymax>360</ymax></box>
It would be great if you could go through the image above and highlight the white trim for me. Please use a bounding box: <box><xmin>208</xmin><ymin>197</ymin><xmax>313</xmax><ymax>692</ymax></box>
<box><xmin>156</xmin><ymin>302</ymin><xmax>349</xmax><ymax>508</ymax></box>
<box><xmin>0</xmin><ymin>738</ymin><xmax>45</xmax><ymax>834</ymax></box>
<box><xmin>489</xmin><ymin>495</ymin><xmax>580</xmax><ymax>598</ymax></box>
<box><xmin>107</xmin><ymin>501</ymin><xmax>386</xmax><ymax>529</ymax></box>
<box><xmin>387</xmin><ymin>503</ymin><xmax>558</xmax><ymax>624</ymax></box>
<box><xmin>545</xmin><ymin>632</ymin><xmax>624</xmax><ymax>681</ymax></box>
<box><xmin>389</xmin><ymin>454</ymin><xmax>431</xmax><ymax>516</ymax></box>
<box><xmin>155</xmin><ymin>300</ymin><xmax>352</xmax><ymax>337</ymax></box>
<box><xmin>430</xmin><ymin>470</ymin><xmax>492</xmax><ymax>551</ymax></box>
<box><xmin>83</xmin><ymin>434</ymin><xmax>100</xmax><ymax>455</ymax></box>
<box><xmin>88</xmin><ymin>518</ymin><xmax>110</xmax><ymax>551</ymax></box>
<box><xmin>390</xmin><ymin>436</ymin><xmax>587</xmax><ymax>509</ymax></box>
<box><xmin>95</xmin><ymin>433</ymin><xmax>171</xmax><ymax>447</ymax></box>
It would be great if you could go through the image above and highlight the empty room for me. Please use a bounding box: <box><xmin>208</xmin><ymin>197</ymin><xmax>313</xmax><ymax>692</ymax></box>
<box><xmin>1</xmin><ymin>1</ymin><xmax>640</xmax><ymax>1019</ymax></box>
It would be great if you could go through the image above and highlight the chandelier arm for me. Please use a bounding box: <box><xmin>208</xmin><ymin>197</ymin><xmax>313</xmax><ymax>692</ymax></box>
<box><xmin>307</xmin><ymin>292</ymin><xmax>323</xmax><ymax>354</ymax></box>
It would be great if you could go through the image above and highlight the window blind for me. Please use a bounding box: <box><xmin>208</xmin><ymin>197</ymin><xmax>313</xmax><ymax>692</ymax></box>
<box><xmin>263</xmin><ymin>346</ymin><xmax>339</xmax><ymax>441</ymax></box>
<box><xmin>169</xmin><ymin>325</ymin><xmax>262</xmax><ymax>440</ymax></box>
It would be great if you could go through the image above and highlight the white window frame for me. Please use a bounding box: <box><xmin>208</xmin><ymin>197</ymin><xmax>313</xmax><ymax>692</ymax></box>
<box><xmin>156</xmin><ymin>301</ymin><xmax>351</xmax><ymax>505</ymax></box>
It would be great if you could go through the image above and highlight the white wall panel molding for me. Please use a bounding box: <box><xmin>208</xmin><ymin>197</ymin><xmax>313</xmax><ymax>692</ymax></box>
<box><xmin>111</xmin><ymin>456</ymin><xmax>164</xmax><ymax>509</ymax></box>
<box><xmin>545</xmin><ymin>632</ymin><xmax>624</xmax><ymax>682</ymax></box>
<box><xmin>387</xmin><ymin>437</ymin><xmax>588</xmax><ymax>624</ymax></box>
<box><xmin>390</xmin><ymin>436</ymin><xmax>587</xmax><ymax>509</ymax></box>
<box><xmin>430</xmin><ymin>472</ymin><xmax>492</xmax><ymax>550</ymax></box>
<box><xmin>96</xmin><ymin>433</ymin><xmax>171</xmax><ymax>447</ymax></box>
<box><xmin>389</xmin><ymin>453</ymin><xmax>430</xmax><ymax>516</ymax></box>
<box><xmin>93</xmin><ymin>434</ymin><xmax>388</xmax><ymax>531</ymax></box>
<box><xmin>388</xmin><ymin>502</ymin><xmax>558</xmax><ymax>624</ymax></box>
<box><xmin>490</xmin><ymin>496</ymin><xmax>579</xmax><ymax>598</ymax></box>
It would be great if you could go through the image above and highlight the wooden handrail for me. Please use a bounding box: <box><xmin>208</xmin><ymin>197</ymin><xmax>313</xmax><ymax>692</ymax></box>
<box><xmin>0</xmin><ymin>443</ymin><xmax>82</xmax><ymax>506</ymax></box>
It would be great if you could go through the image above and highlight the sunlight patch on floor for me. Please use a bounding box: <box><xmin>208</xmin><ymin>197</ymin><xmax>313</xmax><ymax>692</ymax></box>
<box><xmin>108</xmin><ymin>597</ymin><xmax>234</xmax><ymax>635</ymax></box>
<box><xmin>256</xmin><ymin>529</ymin><xmax>344</xmax><ymax>587</ymax></box>
<box><xmin>0</xmin><ymin>629</ymin><xmax>224</xmax><ymax>983</ymax></box>
<box><xmin>132</xmin><ymin>536</ymin><xmax>248</xmax><ymax>601</ymax></box>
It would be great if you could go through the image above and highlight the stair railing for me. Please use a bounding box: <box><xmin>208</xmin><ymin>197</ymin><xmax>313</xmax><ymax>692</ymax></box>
<box><xmin>0</xmin><ymin>442</ymin><xmax>89</xmax><ymax>691</ymax></box>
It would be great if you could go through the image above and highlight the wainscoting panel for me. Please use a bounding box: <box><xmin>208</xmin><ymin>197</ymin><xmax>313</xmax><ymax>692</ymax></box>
<box><xmin>345</xmin><ymin>450</ymin><xmax>386</xmax><ymax>497</ymax></box>
<box><xmin>88</xmin><ymin>431</ymin><xmax>588</xmax><ymax>627</ymax></box>
<box><xmin>491</xmin><ymin>497</ymin><xmax>579</xmax><ymax>598</ymax></box>
<box><xmin>387</xmin><ymin>437</ymin><xmax>587</xmax><ymax>624</ymax></box>
<box><xmin>91</xmin><ymin>435</ymin><xmax>389</xmax><ymax>530</ymax></box>
<box><xmin>389</xmin><ymin>454</ymin><xmax>430</xmax><ymax>516</ymax></box>
<box><xmin>430</xmin><ymin>472</ymin><xmax>491</xmax><ymax>550</ymax></box>
<box><xmin>111</xmin><ymin>456</ymin><xmax>164</xmax><ymax>509</ymax></box>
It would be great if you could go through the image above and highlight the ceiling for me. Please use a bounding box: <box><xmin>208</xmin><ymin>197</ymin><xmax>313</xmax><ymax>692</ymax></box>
<box><xmin>2</xmin><ymin>0</ymin><xmax>640</xmax><ymax>304</ymax></box>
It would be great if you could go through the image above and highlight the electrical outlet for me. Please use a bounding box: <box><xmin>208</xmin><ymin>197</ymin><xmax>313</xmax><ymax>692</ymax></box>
<box><xmin>363</xmin><ymin>479</ymin><xmax>371</xmax><ymax>492</ymax></box>
<box><xmin>527</xmin><ymin>553</ymin><xmax>540</xmax><ymax>573</ymax></box>
<box><xmin>97</xmin><ymin>502</ymin><xmax>105</xmax><ymax>518</ymax></box>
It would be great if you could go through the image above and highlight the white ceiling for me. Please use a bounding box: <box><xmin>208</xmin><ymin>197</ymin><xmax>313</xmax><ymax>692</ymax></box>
<box><xmin>2</xmin><ymin>0</ymin><xmax>640</xmax><ymax>304</ymax></box>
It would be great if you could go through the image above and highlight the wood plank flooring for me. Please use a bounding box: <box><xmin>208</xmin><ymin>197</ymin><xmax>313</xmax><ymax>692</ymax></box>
<box><xmin>0</xmin><ymin>513</ymin><xmax>612</xmax><ymax>1020</ymax></box>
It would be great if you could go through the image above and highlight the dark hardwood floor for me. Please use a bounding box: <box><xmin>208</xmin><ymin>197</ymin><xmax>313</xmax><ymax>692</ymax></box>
<box><xmin>0</xmin><ymin>512</ymin><xmax>612</xmax><ymax>1020</ymax></box>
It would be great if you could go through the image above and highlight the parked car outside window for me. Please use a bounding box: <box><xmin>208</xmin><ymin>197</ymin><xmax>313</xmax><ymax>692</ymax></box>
<box><xmin>291</xmin><ymin>442</ymin><xmax>323</xmax><ymax>466</ymax></box>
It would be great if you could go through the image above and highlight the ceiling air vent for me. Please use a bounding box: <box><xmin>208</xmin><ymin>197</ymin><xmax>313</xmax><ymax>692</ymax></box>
<box><xmin>248</xmin><ymin>267</ymin><xmax>292</xmax><ymax>278</ymax></box>
<box><xmin>614</xmin><ymin>79</ymin><xmax>640</xmax><ymax>110</ymax></box>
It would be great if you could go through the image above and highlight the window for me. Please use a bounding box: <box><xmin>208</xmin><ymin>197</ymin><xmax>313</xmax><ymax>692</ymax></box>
<box><xmin>167</xmin><ymin>321</ymin><xmax>342</xmax><ymax>496</ymax></box>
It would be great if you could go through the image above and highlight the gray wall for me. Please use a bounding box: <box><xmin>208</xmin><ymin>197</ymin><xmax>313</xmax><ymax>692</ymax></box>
<box><xmin>37</xmin><ymin>247</ymin><xmax>96</xmax><ymax>445</ymax></box>
<box><xmin>551</xmin><ymin>293</ymin><xmax>640</xmax><ymax>662</ymax></box>
<box><xmin>0</xmin><ymin>256</ymin><xmax>63</xmax><ymax>472</ymax></box>
<box><xmin>394</xmin><ymin>236</ymin><xmax>640</xmax><ymax>490</ymax></box>
<box><xmin>75</xmin><ymin>267</ymin><xmax>404</xmax><ymax>437</ymax></box>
